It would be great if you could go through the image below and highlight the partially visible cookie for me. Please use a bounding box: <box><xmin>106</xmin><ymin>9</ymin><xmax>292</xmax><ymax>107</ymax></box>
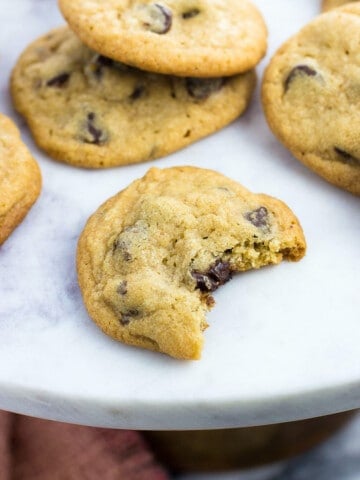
<box><xmin>58</xmin><ymin>0</ymin><xmax>267</xmax><ymax>77</ymax></box>
<box><xmin>262</xmin><ymin>4</ymin><xmax>360</xmax><ymax>196</ymax></box>
<box><xmin>0</xmin><ymin>113</ymin><xmax>41</xmax><ymax>245</ymax></box>
<box><xmin>11</xmin><ymin>27</ymin><xmax>256</xmax><ymax>169</ymax></box>
<box><xmin>322</xmin><ymin>0</ymin><xmax>357</xmax><ymax>12</ymax></box>
<box><xmin>77</xmin><ymin>166</ymin><xmax>306</xmax><ymax>360</ymax></box>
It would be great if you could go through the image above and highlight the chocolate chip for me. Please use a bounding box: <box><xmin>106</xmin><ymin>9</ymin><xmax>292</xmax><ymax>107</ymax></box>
<box><xmin>83</xmin><ymin>112</ymin><xmax>107</xmax><ymax>145</ymax></box>
<box><xmin>113</xmin><ymin>222</ymin><xmax>147</xmax><ymax>262</ymax></box>
<box><xmin>334</xmin><ymin>147</ymin><xmax>360</xmax><ymax>166</ymax></box>
<box><xmin>186</xmin><ymin>78</ymin><xmax>225</xmax><ymax>100</ymax></box>
<box><xmin>103</xmin><ymin>58</ymin><xmax>134</xmax><ymax>73</ymax></box>
<box><xmin>117</xmin><ymin>281</ymin><xmax>128</xmax><ymax>295</ymax></box>
<box><xmin>245</xmin><ymin>207</ymin><xmax>268</xmax><ymax>228</ymax></box>
<box><xmin>89</xmin><ymin>54</ymin><xmax>135</xmax><ymax>79</ymax></box>
<box><xmin>182</xmin><ymin>8</ymin><xmax>200</xmax><ymax>19</ymax></box>
<box><xmin>168</xmin><ymin>77</ymin><xmax>177</xmax><ymax>99</ymax></box>
<box><xmin>95</xmin><ymin>55</ymin><xmax>114</xmax><ymax>68</ymax></box>
<box><xmin>121</xmin><ymin>309</ymin><xmax>140</xmax><ymax>326</ymax></box>
<box><xmin>113</xmin><ymin>238</ymin><xmax>132</xmax><ymax>261</ymax></box>
<box><xmin>192</xmin><ymin>260</ymin><xmax>232</xmax><ymax>293</ymax></box>
<box><xmin>46</xmin><ymin>72</ymin><xmax>70</xmax><ymax>87</ymax></box>
<box><xmin>143</xmin><ymin>4</ymin><xmax>172</xmax><ymax>34</ymax></box>
<box><xmin>92</xmin><ymin>54</ymin><xmax>113</xmax><ymax>78</ymax></box>
<box><xmin>284</xmin><ymin>65</ymin><xmax>317</xmax><ymax>91</ymax></box>
<box><xmin>129</xmin><ymin>85</ymin><xmax>145</xmax><ymax>100</ymax></box>
<box><xmin>206</xmin><ymin>295</ymin><xmax>215</xmax><ymax>307</ymax></box>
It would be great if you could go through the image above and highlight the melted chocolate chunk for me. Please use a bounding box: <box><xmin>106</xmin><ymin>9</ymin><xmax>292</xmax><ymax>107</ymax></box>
<box><xmin>144</xmin><ymin>4</ymin><xmax>172</xmax><ymax>34</ymax></box>
<box><xmin>117</xmin><ymin>281</ymin><xmax>128</xmax><ymax>295</ymax></box>
<box><xmin>46</xmin><ymin>72</ymin><xmax>70</xmax><ymax>88</ymax></box>
<box><xmin>129</xmin><ymin>85</ymin><xmax>145</xmax><ymax>100</ymax></box>
<box><xmin>182</xmin><ymin>8</ymin><xmax>200</xmax><ymax>19</ymax></box>
<box><xmin>192</xmin><ymin>260</ymin><xmax>232</xmax><ymax>293</ymax></box>
<box><xmin>334</xmin><ymin>147</ymin><xmax>360</xmax><ymax>166</ymax></box>
<box><xmin>245</xmin><ymin>207</ymin><xmax>268</xmax><ymax>228</ymax></box>
<box><xmin>284</xmin><ymin>65</ymin><xmax>317</xmax><ymax>91</ymax></box>
<box><xmin>113</xmin><ymin>238</ymin><xmax>132</xmax><ymax>261</ymax></box>
<box><xmin>121</xmin><ymin>309</ymin><xmax>140</xmax><ymax>325</ymax></box>
<box><xmin>83</xmin><ymin>112</ymin><xmax>107</xmax><ymax>145</ymax></box>
<box><xmin>186</xmin><ymin>78</ymin><xmax>225</xmax><ymax>100</ymax></box>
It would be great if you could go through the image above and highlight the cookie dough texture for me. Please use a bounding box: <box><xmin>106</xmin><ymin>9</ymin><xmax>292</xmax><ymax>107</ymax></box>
<box><xmin>11</xmin><ymin>27</ymin><xmax>256</xmax><ymax>168</ymax></box>
<box><xmin>58</xmin><ymin>0</ymin><xmax>267</xmax><ymax>77</ymax></box>
<box><xmin>0</xmin><ymin>114</ymin><xmax>41</xmax><ymax>245</ymax></box>
<box><xmin>262</xmin><ymin>5</ymin><xmax>360</xmax><ymax>195</ymax></box>
<box><xmin>77</xmin><ymin>166</ymin><xmax>306</xmax><ymax>360</ymax></box>
<box><xmin>322</xmin><ymin>0</ymin><xmax>357</xmax><ymax>12</ymax></box>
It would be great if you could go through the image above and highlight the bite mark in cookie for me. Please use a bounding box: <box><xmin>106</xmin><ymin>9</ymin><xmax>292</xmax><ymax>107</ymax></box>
<box><xmin>77</xmin><ymin>167</ymin><xmax>306</xmax><ymax>360</ymax></box>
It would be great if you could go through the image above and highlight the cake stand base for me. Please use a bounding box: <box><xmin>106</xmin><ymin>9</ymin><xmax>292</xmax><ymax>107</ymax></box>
<box><xmin>144</xmin><ymin>411</ymin><xmax>356</xmax><ymax>472</ymax></box>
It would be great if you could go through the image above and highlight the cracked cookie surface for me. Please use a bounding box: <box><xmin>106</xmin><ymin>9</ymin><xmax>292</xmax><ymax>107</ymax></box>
<box><xmin>77</xmin><ymin>166</ymin><xmax>306</xmax><ymax>360</ymax></box>
<box><xmin>262</xmin><ymin>4</ymin><xmax>360</xmax><ymax>196</ymax></box>
<box><xmin>322</xmin><ymin>0</ymin><xmax>358</xmax><ymax>12</ymax></box>
<box><xmin>58</xmin><ymin>0</ymin><xmax>267</xmax><ymax>77</ymax></box>
<box><xmin>11</xmin><ymin>27</ymin><xmax>255</xmax><ymax>168</ymax></box>
<box><xmin>0</xmin><ymin>113</ymin><xmax>41</xmax><ymax>245</ymax></box>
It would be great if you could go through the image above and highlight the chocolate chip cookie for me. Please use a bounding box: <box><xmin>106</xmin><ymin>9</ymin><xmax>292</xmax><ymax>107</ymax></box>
<box><xmin>77</xmin><ymin>166</ymin><xmax>306</xmax><ymax>360</ymax></box>
<box><xmin>58</xmin><ymin>0</ymin><xmax>267</xmax><ymax>77</ymax></box>
<box><xmin>322</xmin><ymin>0</ymin><xmax>358</xmax><ymax>11</ymax></box>
<box><xmin>262</xmin><ymin>4</ymin><xmax>360</xmax><ymax>196</ymax></box>
<box><xmin>0</xmin><ymin>113</ymin><xmax>41</xmax><ymax>245</ymax></box>
<box><xmin>11</xmin><ymin>27</ymin><xmax>256</xmax><ymax>168</ymax></box>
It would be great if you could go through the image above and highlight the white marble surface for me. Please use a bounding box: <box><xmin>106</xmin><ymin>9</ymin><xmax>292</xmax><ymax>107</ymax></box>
<box><xmin>0</xmin><ymin>0</ymin><xmax>359</xmax><ymax>429</ymax></box>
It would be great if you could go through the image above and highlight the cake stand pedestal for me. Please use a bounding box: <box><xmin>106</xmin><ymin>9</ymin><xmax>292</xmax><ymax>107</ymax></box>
<box><xmin>144</xmin><ymin>412</ymin><xmax>356</xmax><ymax>472</ymax></box>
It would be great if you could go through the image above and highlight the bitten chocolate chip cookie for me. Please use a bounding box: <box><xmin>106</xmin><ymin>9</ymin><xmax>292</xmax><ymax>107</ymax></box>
<box><xmin>77</xmin><ymin>166</ymin><xmax>306</xmax><ymax>360</ymax></box>
<box><xmin>262</xmin><ymin>5</ymin><xmax>360</xmax><ymax>195</ymax></box>
<box><xmin>0</xmin><ymin>113</ymin><xmax>41</xmax><ymax>245</ymax></box>
<box><xmin>58</xmin><ymin>0</ymin><xmax>267</xmax><ymax>77</ymax></box>
<box><xmin>322</xmin><ymin>0</ymin><xmax>358</xmax><ymax>12</ymax></box>
<box><xmin>11</xmin><ymin>27</ymin><xmax>255</xmax><ymax>168</ymax></box>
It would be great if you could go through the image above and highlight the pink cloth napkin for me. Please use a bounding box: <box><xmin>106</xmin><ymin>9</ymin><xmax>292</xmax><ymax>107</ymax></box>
<box><xmin>0</xmin><ymin>410</ymin><xmax>169</xmax><ymax>480</ymax></box>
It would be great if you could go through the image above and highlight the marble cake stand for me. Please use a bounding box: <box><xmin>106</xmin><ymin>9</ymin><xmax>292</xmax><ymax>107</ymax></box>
<box><xmin>1</xmin><ymin>0</ymin><xmax>359</xmax><ymax>472</ymax></box>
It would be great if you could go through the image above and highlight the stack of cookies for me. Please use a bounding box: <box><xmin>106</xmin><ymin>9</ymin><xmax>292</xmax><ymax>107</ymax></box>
<box><xmin>11</xmin><ymin>0</ymin><xmax>268</xmax><ymax>168</ymax></box>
